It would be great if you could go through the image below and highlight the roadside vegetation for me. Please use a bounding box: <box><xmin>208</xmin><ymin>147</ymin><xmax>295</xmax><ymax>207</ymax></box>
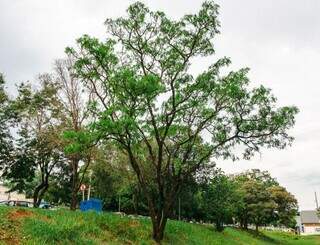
<box><xmin>0</xmin><ymin>0</ymin><xmax>301</xmax><ymax>243</ymax></box>
<box><xmin>0</xmin><ymin>206</ymin><xmax>319</xmax><ymax>245</ymax></box>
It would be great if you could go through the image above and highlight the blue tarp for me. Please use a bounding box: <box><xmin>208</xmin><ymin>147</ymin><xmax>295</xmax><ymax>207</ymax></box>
<box><xmin>80</xmin><ymin>198</ymin><xmax>102</xmax><ymax>212</ymax></box>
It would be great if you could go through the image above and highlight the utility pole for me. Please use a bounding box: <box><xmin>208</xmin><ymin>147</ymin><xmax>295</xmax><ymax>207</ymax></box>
<box><xmin>87</xmin><ymin>170</ymin><xmax>92</xmax><ymax>200</ymax></box>
<box><xmin>315</xmin><ymin>192</ymin><xmax>319</xmax><ymax>209</ymax></box>
<box><xmin>87</xmin><ymin>185</ymin><xmax>91</xmax><ymax>201</ymax></box>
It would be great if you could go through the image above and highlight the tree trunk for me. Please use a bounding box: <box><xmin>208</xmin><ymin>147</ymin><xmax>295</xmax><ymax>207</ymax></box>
<box><xmin>147</xmin><ymin>184</ymin><xmax>179</xmax><ymax>243</ymax></box>
<box><xmin>70</xmin><ymin>189</ymin><xmax>78</xmax><ymax>210</ymax></box>
<box><xmin>33</xmin><ymin>182</ymin><xmax>49</xmax><ymax>208</ymax></box>
<box><xmin>255</xmin><ymin>224</ymin><xmax>259</xmax><ymax>232</ymax></box>
<box><xmin>36</xmin><ymin>184</ymin><xmax>49</xmax><ymax>207</ymax></box>
<box><xmin>133</xmin><ymin>193</ymin><xmax>138</xmax><ymax>214</ymax></box>
<box><xmin>33</xmin><ymin>184</ymin><xmax>44</xmax><ymax>208</ymax></box>
<box><xmin>216</xmin><ymin>221</ymin><xmax>224</xmax><ymax>232</ymax></box>
<box><xmin>125</xmin><ymin>149</ymin><xmax>178</xmax><ymax>243</ymax></box>
<box><xmin>239</xmin><ymin>220</ymin><xmax>243</xmax><ymax>228</ymax></box>
<box><xmin>151</xmin><ymin>212</ymin><xmax>168</xmax><ymax>243</ymax></box>
<box><xmin>70</xmin><ymin>158</ymin><xmax>79</xmax><ymax>210</ymax></box>
<box><xmin>244</xmin><ymin>219</ymin><xmax>248</xmax><ymax>230</ymax></box>
<box><xmin>33</xmin><ymin>173</ymin><xmax>49</xmax><ymax>208</ymax></box>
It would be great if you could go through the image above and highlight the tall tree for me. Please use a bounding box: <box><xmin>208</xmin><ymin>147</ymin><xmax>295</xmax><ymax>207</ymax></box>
<box><xmin>55</xmin><ymin>58</ymin><xmax>93</xmax><ymax>210</ymax></box>
<box><xmin>67</xmin><ymin>1</ymin><xmax>298</xmax><ymax>241</ymax></box>
<box><xmin>0</xmin><ymin>73</ymin><xmax>14</xmax><ymax>173</ymax></box>
<box><xmin>3</xmin><ymin>76</ymin><xmax>65</xmax><ymax>207</ymax></box>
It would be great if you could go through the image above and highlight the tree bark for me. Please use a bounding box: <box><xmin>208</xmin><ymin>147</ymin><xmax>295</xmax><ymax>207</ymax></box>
<box><xmin>244</xmin><ymin>222</ymin><xmax>248</xmax><ymax>230</ymax></box>
<box><xmin>125</xmin><ymin>146</ymin><xmax>178</xmax><ymax>243</ymax></box>
<box><xmin>216</xmin><ymin>221</ymin><xmax>224</xmax><ymax>232</ymax></box>
<box><xmin>33</xmin><ymin>176</ymin><xmax>49</xmax><ymax>208</ymax></box>
<box><xmin>36</xmin><ymin>184</ymin><xmax>49</xmax><ymax>207</ymax></box>
<box><xmin>70</xmin><ymin>188</ymin><xmax>78</xmax><ymax>210</ymax></box>
<box><xmin>33</xmin><ymin>184</ymin><xmax>44</xmax><ymax>208</ymax></box>
<box><xmin>133</xmin><ymin>193</ymin><xmax>138</xmax><ymax>214</ymax></box>
<box><xmin>70</xmin><ymin>158</ymin><xmax>79</xmax><ymax>210</ymax></box>
<box><xmin>151</xmin><ymin>210</ymin><xmax>168</xmax><ymax>243</ymax></box>
<box><xmin>149</xmin><ymin>192</ymin><xmax>177</xmax><ymax>243</ymax></box>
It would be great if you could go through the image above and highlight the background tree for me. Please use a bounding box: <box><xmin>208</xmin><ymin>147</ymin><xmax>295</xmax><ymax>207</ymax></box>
<box><xmin>43</xmin><ymin>161</ymin><xmax>72</xmax><ymax>205</ymax></box>
<box><xmin>201</xmin><ymin>170</ymin><xmax>235</xmax><ymax>231</ymax></box>
<box><xmin>67</xmin><ymin>1</ymin><xmax>298</xmax><ymax>242</ymax></box>
<box><xmin>2</xmin><ymin>76</ymin><xmax>65</xmax><ymax>207</ymax></box>
<box><xmin>235</xmin><ymin>169</ymin><xmax>279</xmax><ymax>187</ymax></box>
<box><xmin>233</xmin><ymin>169</ymin><xmax>297</xmax><ymax>231</ymax></box>
<box><xmin>241</xmin><ymin>180</ymin><xmax>277</xmax><ymax>232</ymax></box>
<box><xmin>268</xmin><ymin>185</ymin><xmax>298</xmax><ymax>228</ymax></box>
<box><xmin>90</xmin><ymin>144</ymin><xmax>146</xmax><ymax>214</ymax></box>
<box><xmin>55</xmin><ymin>58</ymin><xmax>94</xmax><ymax>210</ymax></box>
<box><xmin>0</xmin><ymin>73</ymin><xmax>15</xmax><ymax>174</ymax></box>
<box><xmin>232</xmin><ymin>169</ymin><xmax>279</xmax><ymax>229</ymax></box>
<box><xmin>172</xmin><ymin>176</ymin><xmax>204</xmax><ymax>222</ymax></box>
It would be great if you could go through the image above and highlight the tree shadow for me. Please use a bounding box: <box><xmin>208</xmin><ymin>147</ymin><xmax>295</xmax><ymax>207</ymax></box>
<box><xmin>239</xmin><ymin>228</ymin><xmax>284</xmax><ymax>244</ymax></box>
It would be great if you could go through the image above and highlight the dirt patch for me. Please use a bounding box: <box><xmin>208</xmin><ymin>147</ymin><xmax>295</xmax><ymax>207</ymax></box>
<box><xmin>0</xmin><ymin>209</ymin><xmax>34</xmax><ymax>245</ymax></box>
<box><xmin>0</xmin><ymin>237</ymin><xmax>20</xmax><ymax>245</ymax></box>
<box><xmin>7</xmin><ymin>209</ymin><xmax>33</xmax><ymax>221</ymax></box>
<box><xmin>128</xmin><ymin>220</ymin><xmax>140</xmax><ymax>228</ymax></box>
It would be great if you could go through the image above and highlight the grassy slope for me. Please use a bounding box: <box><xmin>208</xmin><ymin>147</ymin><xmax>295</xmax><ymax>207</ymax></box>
<box><xmin>0</xmin><ymin>206</ymin><xmax>320</xmax><ymax>245</ymax></box>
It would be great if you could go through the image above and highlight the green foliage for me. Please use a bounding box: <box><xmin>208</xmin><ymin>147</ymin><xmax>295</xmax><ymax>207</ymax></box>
<box><xmin>67</xmin><ymin>0</ymin><xmax>298</xmax><ymax>168</ymax></box>
<box><xmin>42</xmin><ymin>162</ymin><xmax>72</xmax><ymax>205</ymax></box>
<box><xmin>67</xmin><ymin>1</ymin><xmax>298</xmax><ymax>240</ymax></box>
<box><xmin>0</xmin><ymin>0</ymin><xmax>300</xmax><ymax>242</ymax></box>
<box><xmin>2</xmin><ymin>127</ymin><xmax>37</xmax><ymax>192</ymax></box>
<box><xmin>242</xmin><ymin>180</ymin><xmax>277</xmax><ymax>230</ymax></box>
<box><xmin>235</xmin><ymin>169</ymin><xmax>279</xmax><ymax>187</ymax></box>
<box><xmin>1</xmin><ymin>76</ymin><xmax>65</xmax><ymax>206</ymax></box>
<box><xmin>89</xmin><ymin>145</ymin><xmax>148</xmax><ymax>214</ymax></box>
<box><xmin>0</xmin><ymin>206</ymin><xmax>318</xmax><ymax>245</ymax></box>
<box><xmin>233</xmin><ymin>169</ymin><xmax>298</xmax><ymax>230</ymax></box>
<box><xmin>63</xmin><ymin>130</ymin><xmax>95</xmax><ymax>157</ymax></box>
<box><xmin>0</xmin><ymin>73</ymin><xmax>14</xmax><ymax>173</ymax></box>
<box><xmin>268</xmin><ymin>185</ymin><xmax>298</xmax><ymax>228</ymax></box>
<box><xmin>173</xmin><ymin>177</ymin><xmax>204</xmax><ymax>221</ymax></box>
<box><xmin>201</xmin><ymin>170</ymin><xmax>235</xmax><ymax>231</ymax></box>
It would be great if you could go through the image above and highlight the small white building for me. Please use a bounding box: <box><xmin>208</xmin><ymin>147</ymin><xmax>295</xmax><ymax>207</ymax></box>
<box><xmin>296</xmin><ymin>210</ymin><xmax>320</xmax><ymax>235</ymax></box>
<box><xmin>0</xmin><ymin>183</ymin><xmax>31</xmax><ymax>202</ymax></box>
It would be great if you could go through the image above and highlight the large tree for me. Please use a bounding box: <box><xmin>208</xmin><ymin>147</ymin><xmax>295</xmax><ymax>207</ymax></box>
<box><xmin>3</xmin><ymin>76</ymin><xmax>65</xmax><ymax>207</ymax></box>
<box><xmin>67</xmin><ymin>1</ymin><xmax>298</xmax><ymax>241</ymax></box>
<box><xmin>55</xmin><ymin>58</ymin><xmax>94</xmax><ymax>210</ymax></box>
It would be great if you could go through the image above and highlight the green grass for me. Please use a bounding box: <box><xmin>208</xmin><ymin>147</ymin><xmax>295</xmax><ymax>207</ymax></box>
<box><xmin>0</xmin><ymin>206</ymin><xmax>319</xmax><ymax>244</ymax></box>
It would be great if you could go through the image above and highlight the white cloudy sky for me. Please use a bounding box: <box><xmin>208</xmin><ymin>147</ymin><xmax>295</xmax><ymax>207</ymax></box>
<box><xmin>1</xmin><ymin>0</ymin><xmax>319</xmax><ymax>210</ymax></box>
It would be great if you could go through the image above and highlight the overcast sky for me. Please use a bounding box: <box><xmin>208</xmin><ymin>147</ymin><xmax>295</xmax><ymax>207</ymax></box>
<box><xmin>1</xmin><ymin>0</ymin><xmax>319</xmax><ymax>210</ymax></box>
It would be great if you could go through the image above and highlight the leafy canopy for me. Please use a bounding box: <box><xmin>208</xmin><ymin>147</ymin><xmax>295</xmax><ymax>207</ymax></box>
<box><xmin>67</xmin><ymin>1</ymin><xmax>298</xmax><ymax>170</ymax></box>
<box><xmin>66</xmin><ymin>1</ymin><xmax>298</xmax><ymax>241</ymax></box>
